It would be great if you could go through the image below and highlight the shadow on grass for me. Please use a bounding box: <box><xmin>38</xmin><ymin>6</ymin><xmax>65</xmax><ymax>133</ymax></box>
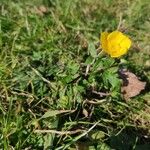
<box><xmin>106</xmin><ymin>127</ymin><xmax>150</xmax><ymax>150</ymax></box>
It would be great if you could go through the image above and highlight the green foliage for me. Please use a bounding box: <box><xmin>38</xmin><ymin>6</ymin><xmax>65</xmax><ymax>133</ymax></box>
<box><xmin>0</xmin><ymin>0</ymin><xmax>150</xmax><ymax>149</ymax></box>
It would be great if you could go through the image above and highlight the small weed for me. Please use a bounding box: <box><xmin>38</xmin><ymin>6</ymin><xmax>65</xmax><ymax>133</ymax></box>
<box><xmin>0</xmin><ymin>0</ymin><xmax>150</xmax><ymax>149</ymax></box>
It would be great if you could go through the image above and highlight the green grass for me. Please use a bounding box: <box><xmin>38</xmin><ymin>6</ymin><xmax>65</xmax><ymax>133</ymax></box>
<box><xmin>0</xmin><ymin>0</ymin><xmax>150</xmax><ymax>149</ymax></box>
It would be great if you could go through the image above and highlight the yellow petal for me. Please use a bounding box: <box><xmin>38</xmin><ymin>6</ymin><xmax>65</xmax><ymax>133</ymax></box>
<box><xmin>120</xmin><ymin>36</ymin><xmax>132</xmax><ymax>49</ymax></box>
<box><xmin>100</xmin><ymin>32</ymin><xmax>109</xmax><ymax>51</ymax></box>
<box><xmin>107</xmin><ymin>31</ymin><xmax>124</xmax><ymax>44</ymax></box>
<box><xmin>110</xmin><ymin>48</ymin><xmax>128</xmax><ymax>58</ymax></box>
<box><xmin>107</xmin><ymin>42</ymin><xmax>123</xmax><ymax>57</ymax></box>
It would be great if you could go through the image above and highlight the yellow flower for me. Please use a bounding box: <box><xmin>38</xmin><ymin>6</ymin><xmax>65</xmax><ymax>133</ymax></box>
<box><xmin>100</xmin><ymin>31</ymin><xmax>131</xmax><ymax>58</ymax></box>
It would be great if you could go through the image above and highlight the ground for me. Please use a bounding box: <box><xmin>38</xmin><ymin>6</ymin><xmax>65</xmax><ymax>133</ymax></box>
<box><xmin>0</xmin><ymin>0</ymin><xmax>150</xmax><ymax>149</ymax></box>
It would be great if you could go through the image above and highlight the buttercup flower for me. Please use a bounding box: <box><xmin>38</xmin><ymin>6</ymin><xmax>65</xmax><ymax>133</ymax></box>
<box><xmin>100</xmin><ymin>31</ymin><xmax>131</xmax><ymax>58</ymax></box>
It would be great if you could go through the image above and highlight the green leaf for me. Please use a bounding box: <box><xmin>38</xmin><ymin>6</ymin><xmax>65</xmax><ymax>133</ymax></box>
<box><xmin>102</xmin><ymin>57</ymin><xmax>115</xmax><ymax>68</ymax></box>
<box><xmin>67</xmin><ymin>62</ymin><xmax>79</xmax><ymax>75</ymax></box>
<box><xmin>44</xmin><ymin>134</ymin><xmax>54</xmax><ymax>149</ymax></box>
<box><xmin>97</xmin><ymin>143</ymin><xmax>111</xmax><ymax>150</ymax></box>
<box><xmin>89</xmin><ymin>143</ymin><xmax>111</xmax><ymax>150</ymax></box>
<box><xmin>90</xmin><ymin>130</ymin><xmax>105</xmax><ymax>140</ymax></box>
<box><xmin>92</xmin><ymin>57</ymin><xmax>103</xmax><ymax>71</ymax></box>
<box><xmin>88</xmin><ymin>42</ymin><xmax>97</xmax><ymax>58</ymax></box>
<box><xmin>102</xmin><ymin>69</ymin><xmax>121</xmax><ymax>90</ymax></box>
<box><xmin>57</xmin><ymin>96</ymin><xmax>69</xmax><ymax>109</ymax></box>
<box><xmin>41</xmin><ymin>110</ymin><xmax>62</xmax><ymax>118</ymax></box>
<box><xmin>85</xmin><ymin>56</ymin><xmax>94</xmax><ymax>65</ymax></box>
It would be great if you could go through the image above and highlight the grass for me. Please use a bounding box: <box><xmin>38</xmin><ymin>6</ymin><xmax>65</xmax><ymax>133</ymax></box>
<box><xmin>0</xmin><ymin>0</ymin><xmax>150</xmax><ymax>149</ymax></box>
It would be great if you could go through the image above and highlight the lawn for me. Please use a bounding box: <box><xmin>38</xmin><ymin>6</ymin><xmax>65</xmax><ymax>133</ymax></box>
<box><xmin>0</xmin><ymin>0</ymin><xmax>150</xmax><ymax>149</ymax></box>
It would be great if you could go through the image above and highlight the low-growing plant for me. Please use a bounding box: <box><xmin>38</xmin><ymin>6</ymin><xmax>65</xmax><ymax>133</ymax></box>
<box><xmin>0</xmin><ymin>0</ymin><xmax>150</xmax><ymax>150</ymax></box>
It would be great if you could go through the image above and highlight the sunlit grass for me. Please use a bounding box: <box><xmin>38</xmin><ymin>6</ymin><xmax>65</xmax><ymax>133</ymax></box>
<box><xmin>0</xmin><ymin>0</ymin><xmax>150</xmax><ymax>149</ymax></box>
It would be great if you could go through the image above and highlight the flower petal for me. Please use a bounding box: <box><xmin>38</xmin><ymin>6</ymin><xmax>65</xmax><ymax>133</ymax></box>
<box><xmin>110</xmin><ymin>48</ymin><xmax>128</xmax><ymax>58</ymax></box>
<box><xmin>107</xmin><ymin>31</ymin><xmax>124</xmax><ymax>44</ymax></box>
<box><xmin>100</xmin><ymin>32</ymin><xmax>109</xmax><ymax>51</ymax></box>
<box><xmin>120</xmin><ymin>36</ymin><xmax>132</xmax><ymax>49</ymax></box>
